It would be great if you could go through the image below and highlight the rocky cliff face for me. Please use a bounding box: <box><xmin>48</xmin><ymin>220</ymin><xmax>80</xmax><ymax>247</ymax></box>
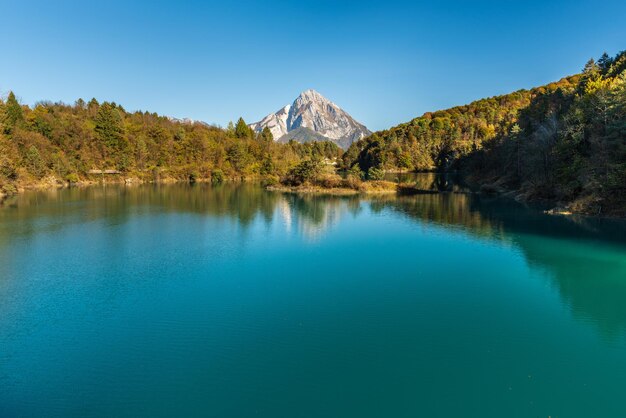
<box><xmin>250</xmin><ymin>89</ymin><xmax>370</xmax><ymax>149</ymax></box>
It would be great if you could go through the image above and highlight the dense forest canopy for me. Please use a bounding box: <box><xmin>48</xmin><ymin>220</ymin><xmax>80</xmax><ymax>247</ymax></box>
<box><xmin>342</xmin><ymin>75</ymin><xmax>584</xmax><ymax>173</ymax></box>
<box><xmin>0</xmin><ymin>97</ymin><xmax>342</xmax><ymax>194</ymax></box>
<box><xmin>343</xmin><ymin>51</ymin><xmax>626</xmax><ymax>215</ymax></box>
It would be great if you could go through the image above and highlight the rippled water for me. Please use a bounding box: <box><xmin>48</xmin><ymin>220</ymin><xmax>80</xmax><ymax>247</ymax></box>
<box><xmin>1</xmin><ymin>183</ymin><xmax>625</xmax><ymax>417</ymax></box>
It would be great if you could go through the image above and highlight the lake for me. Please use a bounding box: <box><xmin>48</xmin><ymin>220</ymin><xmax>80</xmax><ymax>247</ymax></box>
<box><xmin>1</xmin><ymin>183</ymin><xmax>626</xmax><ymax>417</ymax></box>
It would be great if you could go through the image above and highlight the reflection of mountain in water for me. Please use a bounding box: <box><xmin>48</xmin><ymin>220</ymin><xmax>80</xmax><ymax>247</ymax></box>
<box><xmin>279</xmin><ymin>194</ymin><xmax>352</xmax><ymax>241</ymax></box>
<box><xmin>0</xmin><ymin>183</ymin><xmax>357</xmax><ymax>243</ymax></box>
<box><xmin>2</xmin><ymin>183</ymin><xmax>626</xmax><ymax>339</ymax></box>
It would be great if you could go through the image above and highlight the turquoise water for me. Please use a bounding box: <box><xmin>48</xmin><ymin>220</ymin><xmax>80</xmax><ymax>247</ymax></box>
<box><xmin>1</xmin><ymin>184</ymin><xmax>626</xmax><ymax>417</ymax></box>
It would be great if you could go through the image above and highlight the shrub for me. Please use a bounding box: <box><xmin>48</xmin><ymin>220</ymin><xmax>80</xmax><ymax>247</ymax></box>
<box><xmin>211</xmin><ymin>168</ymin><xmax>224</xmax><ymax>184</ymax></box>
<box><xmin>0</xmin><ymin>158</ymin><xmax>18</xmax><ymax>181</ymax></box>
<box><xmin>66</xmin><ymin>173</ymin><xmax>80</xmax><ymax>183</ymax></box>
<box><xmin>283</xmin><ymin>159</ymin><xmax>322</xmax><ymax>186</ymax></box>
<box><xmin>261</xmin><ymin>174</ymin><xmax>279</xmax><ymax>187</ymax></box>
<box><xmin>318</xmin><ymin>174</ymin><xmax>342</xmax><ymax>188</ymax></box>
<box><xmin>347</xmin><ymin>163</ymin><xmax>364</xmax><ymax>180</ymax></box>
<box><xmin>367</xmin><ymin>166</ymin><xmax>385</xmax><ymax>180</ymax></box>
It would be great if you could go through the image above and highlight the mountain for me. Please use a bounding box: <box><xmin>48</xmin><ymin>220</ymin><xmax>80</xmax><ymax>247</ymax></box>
<box><xmin>250</xmin><ymin>89</ymin><xmax>371</xmax><ymax>149</ymax></box>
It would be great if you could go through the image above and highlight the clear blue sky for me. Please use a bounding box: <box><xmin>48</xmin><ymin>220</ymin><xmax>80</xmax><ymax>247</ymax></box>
<box><xmin>1</xmin><ymin>0</ymin><xmax>624</xmax><ymax>131</ymax></box>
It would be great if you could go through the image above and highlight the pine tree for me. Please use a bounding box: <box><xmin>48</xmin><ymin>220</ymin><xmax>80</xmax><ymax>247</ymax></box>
<box><xmin>234</xmin><ymin>117</ymin><xmax>253</xmax><ymax>139</ymax></box>
<box><xmin>260</xmin><ymin>127</ymin><xmax>273</xmax><ymax>142</ymax></box>
<box><xmin>4</xmin><ymin>91</ymin><xmax>24</xmax><ymax>133</ymax></box>
<box><xmin>583</xmin><ymin>58</ymin><xmax>598</xmax><ymax>74</ymax></box>
<box><xmin>94</xmin><ymin>102</ymin><xmax>124</xmax><ymax>150</ymax></box>
<box><xmin>597</xmin><ymin>52</ymin><xmax>613</xmax><ymax>74</ymax></box>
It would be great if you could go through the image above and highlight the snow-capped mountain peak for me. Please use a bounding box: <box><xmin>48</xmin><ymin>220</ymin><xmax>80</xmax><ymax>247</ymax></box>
<box><xmin>250</xmin><ymin>90</ymin><xmax>370</xmax><ymax>149</ymax></box>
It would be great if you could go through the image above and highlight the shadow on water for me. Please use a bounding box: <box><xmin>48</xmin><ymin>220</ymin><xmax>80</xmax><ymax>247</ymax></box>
<box><xmin>384</xmin><ymin>172</ymin><xmax>471</xmax><ymax>192</ymax></box>
<box><xmin>1</xmin><ymin>182</ymin><xmax>626</xmax><ymax>339</ymax></box>
<box><xmin>379</xmin><ymin>193</ymin><xmax>626</xmax><ymax>341</ymax></box>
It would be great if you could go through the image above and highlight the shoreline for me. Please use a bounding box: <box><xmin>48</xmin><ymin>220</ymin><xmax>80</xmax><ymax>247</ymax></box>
<box><xmin>266</xmin><ymin>180</ymin><xmax>399</xmax><ymax>196</ymax></box>
<box><xmin>1</xmin><ymin>173</ymin><xmax>255</xmax><ymax>197</ymax></box>
<box><xmin>2</xmin><ymin>175</ymin><xmax>624</xmax><ymax>220</ymax></box>
<box><xmin>266</xmin><ymin>185</ymin><xmax>397</xmax><ymax>196</ymax></box>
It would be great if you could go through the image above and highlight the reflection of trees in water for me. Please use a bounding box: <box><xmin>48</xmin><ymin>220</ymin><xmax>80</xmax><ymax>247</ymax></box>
<box><xmin>383</xmin><ymin>194</ymin><xmax>626</xmax><ymax>340</ymax></box>
<box><xmin>514</xmin><ymin>235</ymin><xmax>626</xmax><ymax>341</ymax></box>
<box><xmin>2</xmin><ymin>184</ymin><xmax>626</xmax><ymax>338</ymax></box>
<box><xmin>376</xmin><ymin>193</ymin><xmax>502</xmax><ymax>238</ymax></box>
<box><xmin>0</xmin><ymin>183</ymin><xmax>279</xmax><ymax>232</ymax></box>
<box><xmin>0</xmin><ymin>184</ymin><xmax>359</xmax><ymax>243</ymax></box>
<box><xmin>384</xmin><ymin>172</ymin><xmax>470</xmax><ymax>192</ymax></box>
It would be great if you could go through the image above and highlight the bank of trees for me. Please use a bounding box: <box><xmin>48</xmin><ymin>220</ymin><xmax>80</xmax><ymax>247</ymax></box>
<box><xmin>467</xmin><ymin>51</ymin><xmax>626</xmax><ymax>214</ymax></box>
<box><xmin>0</xmin><ymin>97</ymin><xmax>342</xmax><ymax>194</ymax></box>
<box><xmin>342</xmin><ymin>76</ymin><xmax>583</xmax><ymax>174</ymax></box>
<box><xmin>344</xmin><ymin>51</ymin><xmax>626</xmax><ymax>214</ymax></box>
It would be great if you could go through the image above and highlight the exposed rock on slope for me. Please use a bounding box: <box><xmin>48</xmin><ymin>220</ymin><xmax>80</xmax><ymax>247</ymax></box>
<box><xmin>250</xmin><ymin>89</ymin><xmax>370</xmax><ymax>149</ymax></box>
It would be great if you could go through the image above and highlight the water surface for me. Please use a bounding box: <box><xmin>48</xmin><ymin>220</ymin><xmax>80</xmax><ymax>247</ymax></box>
<box><xmin>1</xmin><ymin>183</ymin><xmax>625</xmax><ymax>417</ymax></box>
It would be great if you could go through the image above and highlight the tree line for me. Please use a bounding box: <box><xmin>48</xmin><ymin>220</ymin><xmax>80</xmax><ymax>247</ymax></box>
<box><xmin>343</xmin><ymin>51</ymin><xmax>626</xmax><ymax>215</ymax></box>
<box><xmin>0</xmin><ymin>97</ymin><xmax>342</xmax><ymax>194</ymax></box>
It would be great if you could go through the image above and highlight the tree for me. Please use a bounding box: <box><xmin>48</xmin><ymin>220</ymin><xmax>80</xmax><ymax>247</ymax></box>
<box><xmin>25</xmin><ymin>145</ymin><xmax>46</xmax><ymax>178</ymax></box>
<box><xmin>285</xmin><ymin>158</ymin><xmax>322</xmax><ymax>185</ymax></box>
<box><xmin>260</xmin><ymin>154</ymin><xmax>275</xmax><ymax>175</ymax></box>
<box><xmin>227</xmin><ymin>141</ymin><xmax>250</xmax><ymax>171</ymax></box>
<box><xmin>94</xmin><ymin>102</ymin><xmax>124</xmax><ymax>150</ymax></box>
<box><xmin>235</xmin><ymin>117</ymin><xmax>253</xmax><ymax>139</ymax></box>
<box><xmin>367</xmin><ymin>166</ymin><xmax>385</xmax><ymax>180</ymax></box>
<box><xmin>4</xmin><ymin>91</ymin><xmax>24</xmax><ymax>133</ymax></box>
<box><xmin>348</xmin><ymin>163</ymin><xmax>364</xmax><ymax>180</ymax></box>
<box><xmin>597</xmin><ymin>52</ymin><xmax>613</xmax><ymax>74</ymax></box>
<box><xmin>211</xmin><ymin>168</ymin><xmax>224</xmax><ymax>184</ymax></box>
<box><xmin>94</xmin><ymin>102</ymin><xmax>126</xmax><ymax>167</ymax></box>
<box><xmin>510</xmin><ymin>123</ymin><xmax>523</xmax><ymax>178</ymax></box>
<box><xmin>260</xmin><ymin>127</ymin><xmax>273</xmax><ymax>143</ymax></box>
<box><xmin>397</xmin><ymin>151</ymin><xmax>413</xmax><ymax>171</ymax></box>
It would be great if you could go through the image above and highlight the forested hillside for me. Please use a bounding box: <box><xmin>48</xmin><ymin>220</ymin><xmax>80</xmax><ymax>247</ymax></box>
<box><xmin>0</xmin><ymin>97</ymin><xmax>341</xmax><ymax>195</ymax></box>
<box><xmin>344</xmin><ymin>52</ymin><xmax>626</xmax><ymax>215</ymax></box>
<box><xmin>2</xmin><ymin>52</ymin><xmax>625</xmax><ymax>215</ymax></box>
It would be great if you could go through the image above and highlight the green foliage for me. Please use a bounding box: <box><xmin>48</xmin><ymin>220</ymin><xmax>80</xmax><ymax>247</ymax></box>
<box><xmin>25</xmin><ymin>145</ymin><xmax>46</xmax><ymax>178</ymax></box>
<box><xmin>234</xmin><ymin>117</ymin><xmax>254</xmax><ymax>139</ymax></box>
<box><xmin>227</xmin><ymin>141</ymin><xmax>251</xmax><ymax>172</ymax></box>
<box><xmin>347</xmin><ymin>163</ymin><xmax>364</xmax><ymax>180</ymax></box>
<box><xmin>0</xmin><ymin>92</ymin><xmax>345</xmax><ymax>190</ymax></box>
<box><xmin>95</xmin><ymin>102</ymin><xmax>124</xmax><ymax>151</ymax></box>
<box><xmin>260</xmin><ymin>127</ymin><xmax>273</xmax><ymax>142</ymax></box>
<box><xmin>260</xmin><ymin>154</ymin><xmax>275</xmax><ymax>175</ymax></box>
<box><xmin>211</xmin><ymin>168</ymin><xmax>224</xmax><ymax>184</ymax></box>
<box><xmin>284</xmin><ymin>158</ymin><xmax>323</xmax><ymax>186</ymax></box>
<box><xmin>343</xmin><ymin>51</ymin><xmax>626</xmax><ymax>215</ymax></box>
<box><xmin>344</xmin><ymin>75</ymin><xmax>581</xmax><ymax>173</ymax></box>
<box><xmin>66</xmin><ymin>173</ymin><xmax>80</xmax><ymax>183</ymax></box>
<box><xmin>0</xmin><ymin>157</ymin><xmax>18</xmax><ymax>181</ymax></box>
<box><xmin>465</xmin><ymin>52</ymin><xmax>626</xmax><ymax>214</ymax></box>
<box><xmin>3</xmin><ymin>91</ymin><xmax>24</xmax><ymax>133</ymax></box>
<box><xmin>367</xmin><ymin>166</ymin><xmax>385</xmax><ymax>180</ymax></box>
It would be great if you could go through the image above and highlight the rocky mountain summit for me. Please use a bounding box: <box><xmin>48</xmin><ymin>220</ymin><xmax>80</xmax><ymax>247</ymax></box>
<box><xmin>250</xmin><ymin>89</ymin><xmax>371</xmax><ymax>149</ymax></box>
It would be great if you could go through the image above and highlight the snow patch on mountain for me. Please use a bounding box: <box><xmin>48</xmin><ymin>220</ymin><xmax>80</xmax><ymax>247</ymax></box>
<box><xmin>250</xmin><ymin>90</ymin><xmax>370</xmax><ymax>149</ymax></box>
